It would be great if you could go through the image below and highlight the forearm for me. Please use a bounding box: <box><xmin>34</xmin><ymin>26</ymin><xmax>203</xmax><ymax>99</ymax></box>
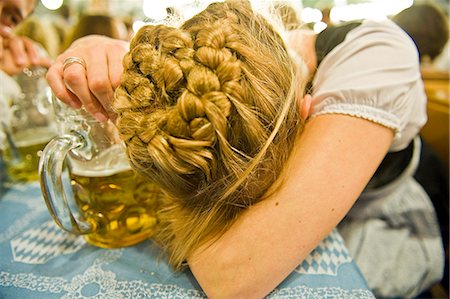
<box><xmin>188</xmin><ymin>114</ymin><xmax>394</xmax><ymax>298</ymax></box>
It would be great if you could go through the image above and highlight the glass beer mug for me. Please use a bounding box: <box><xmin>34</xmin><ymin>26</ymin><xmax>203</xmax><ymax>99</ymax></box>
<box><xmin>1</xmin><ymin>67</ymin><xmax>57</xmax><ymax>182</ymax></box>
<box><xmin>39</xmin><ymin>99</ymin><xmax>163</xmax><ymax>248</ymax></box>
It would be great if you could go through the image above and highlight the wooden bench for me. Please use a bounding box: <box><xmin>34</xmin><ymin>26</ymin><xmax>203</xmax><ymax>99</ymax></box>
<box><xmin>420</xmin><ymin>70</ymin><xmax>449</xmax><ymax>167</ymax></box>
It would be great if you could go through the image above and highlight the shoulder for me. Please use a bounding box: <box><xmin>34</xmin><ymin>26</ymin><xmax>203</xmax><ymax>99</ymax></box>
<box><xmin>312</xmin><ymin>19</ymin><xmax>423</xmax><ymax>100</ymax></box>
<box><xmin>347</xmin><ymin>19</ymin><xmax>417</xmax><ymax>50</ymax></box>
<box><xmin>317</xmin><ymin>20</ymin><xmax>419</xmax><ymax>81</ymax></box>
<box><xmin>311</xmin><ymin>20</ymin><xmax>427</xmax><ymax>151</ymax></box>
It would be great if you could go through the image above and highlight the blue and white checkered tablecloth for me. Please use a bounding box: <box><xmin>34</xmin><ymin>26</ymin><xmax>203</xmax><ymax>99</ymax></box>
<box><xmin>0</xmin><ymin>182</ymin><xmax>374</xmax><ymax>299</ymax></box>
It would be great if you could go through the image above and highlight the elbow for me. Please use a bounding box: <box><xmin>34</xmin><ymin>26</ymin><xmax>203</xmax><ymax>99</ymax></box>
<box><xmin>199</xmin><ymin>279</ymin><xmax>267</xmax><ymax>299</ymax></box>
<box><xmin>189</xmin><ymin>254</ymin><xmax>272</xmax><ymax>299</ymax></box>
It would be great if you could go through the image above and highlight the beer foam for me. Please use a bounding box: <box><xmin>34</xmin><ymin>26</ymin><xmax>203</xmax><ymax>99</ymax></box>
<box><xmin>70</xmin><ymin>163</ymin><xmax>132</xmax><ymax>177</ymax></box>
<box><xmin>14</xmin><ymin>127</ymin><xmax>56</xmax><ymax>147</ymax></box>
<box><xmin>69</xmin><ymin>144</ymin><xmax>132</xmax><ymax>177</ymax></box>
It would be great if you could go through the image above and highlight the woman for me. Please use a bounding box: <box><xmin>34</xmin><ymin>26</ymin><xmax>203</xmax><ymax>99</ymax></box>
<box><xmin>46</xmin><ymin>1</ymin><xmax>441</xmax><ymax>298</ymax></box>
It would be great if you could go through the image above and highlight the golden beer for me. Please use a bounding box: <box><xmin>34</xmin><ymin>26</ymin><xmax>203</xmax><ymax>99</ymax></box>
<box><xmin>3</xmin><ymin>128</ymin><xmax>55</xmax><ymax>182</ymax></box>
<box><xmin>69</xmin><ymin>165</ymin><xmax>163</xmax><ymax>248</ymax></box>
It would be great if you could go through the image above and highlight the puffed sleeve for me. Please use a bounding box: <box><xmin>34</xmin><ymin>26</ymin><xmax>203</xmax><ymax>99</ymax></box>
<box><xmin>311</xmin><ymin>20</ymin><xmax>427</xmax><ymax>151</ymax></box>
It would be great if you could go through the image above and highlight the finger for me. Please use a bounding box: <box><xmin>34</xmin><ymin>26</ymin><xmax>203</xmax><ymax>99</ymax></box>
<box><xmin>85</xmin><ymin>51</ymin><xmax>115</xmax><ymax>118</ymax></box>
<box><xmin>0</xmin><ymin>26</ymin><xmax>13</xmax><ymax>38</ymax></box>
<box><xmin>22</xmin><ymin>38</ymin><xmax>40</xmax><ymax>65</ymax></box>
<box><xmin>63</xmin><ymin>62</ymin><xmax>108</xmax><ymax>122</ymax></box>
<box><xmin>22</xmin><ymin>37</ymin><xmax>52</xmax><ymax>68</ymax></box>
<box><xmin>0</xmin><ymin>47</ymin><xmax>28</xmax><ymax>75</ymax></box>
<box><xmin>0</xmin><ymin>26</ymin><xmax>13</xmax><ymax>58</ymax></box>
<box><xmin>37</xmin><ymin>56</ymin><xmax>52</xmax><ymax>69</ymax></box>
<box><xmin>108</xmin><ymin>49</ymin><xmax>125</xmax><ymax>90</ymax></box>
<box><xmin>7</xmin><ymin>37</ymin><xmax>27</xmax><ymax>66</ymax></box>
<box><xmin>46</xmin><ymin>63</ymin><xmax>82</xmax><ymax>108</ymax></box>
<box><xmin>0</xmin><ymin>36</ymin><xmax>3</xmax><ymax>58</ymax></box>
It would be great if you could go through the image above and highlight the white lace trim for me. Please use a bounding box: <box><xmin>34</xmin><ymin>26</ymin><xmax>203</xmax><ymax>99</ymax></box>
<box><xmin>311</xmin><ymin>103</ymin><xmax>401</xmax><ymax>138</ymax></box>
<box><xmin>0</xmin><ymin>270</ymin><xmax>375</xmax><ymax>299</ymax></box>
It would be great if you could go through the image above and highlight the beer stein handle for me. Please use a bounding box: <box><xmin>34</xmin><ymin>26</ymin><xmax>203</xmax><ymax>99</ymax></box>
<box><xmin>39</xmin><ymin>133</ymin><xmax>94</xmax><ymax>235</ymax></box>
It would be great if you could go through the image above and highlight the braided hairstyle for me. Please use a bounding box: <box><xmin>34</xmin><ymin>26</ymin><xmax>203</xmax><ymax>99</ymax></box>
<box><xmin>113</xmin><ymin>0</ymin><xmax>307</xmax><ymax>269</ymax></box>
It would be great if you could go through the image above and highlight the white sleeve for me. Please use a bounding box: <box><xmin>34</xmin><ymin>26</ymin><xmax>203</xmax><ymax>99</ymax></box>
<box><xmin>311</xmin><ymin>20</ymin><xmax>427</xmax><ymax>151</ymax></box>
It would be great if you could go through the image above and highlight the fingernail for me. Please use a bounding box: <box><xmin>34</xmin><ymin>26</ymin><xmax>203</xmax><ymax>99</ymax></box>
<box><xmin>94</xmin><ymin>112</ymin><xmax>108</xmax><ymax>123</ymax></box>
<box><xmin>0</xmin><ymin>26</ymin><xmax>12</xmax><ymax>36</ymax></box>
<box><xmin>70</xmin><ymin>101</ymin><xmax>82</xmax><ymax>109</ymax></box>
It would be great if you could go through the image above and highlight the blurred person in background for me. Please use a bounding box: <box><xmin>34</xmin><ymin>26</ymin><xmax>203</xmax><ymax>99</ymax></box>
<box><xmin>51</xmin><ymin>4</ymin><xmax>74</xmax><ymax>47</ymax></box>
<box><xmin>14</xmin><ymin>15</ymin><xmax>60</xmax><ymax>58</ymax></box>
<box><xmin>0</xmin><ymin>0</ymin><xmax>51</xmax><ymax>77</ymax></box>
<box><xmin>0</xmin><ymin>0</ymin><xmax>52</xmax><ymax>189</ymax></box>
<box><xmin>0</xmin><ymin>0</ymin><xmax>52</xmax><ymax>125</ymax></box>
<box><xmin>60</xmin><ymin>14</ymin><xmax>128</xmax><ymax>52</ymax></box>
<box><xmin>432</xmin><ymin>41</ymin><xmax>449</xmax><ymax>72</ymax></box>
<box><xmin>392</xmin><ymin>1</ymin><xmax>449</xmax><ymax>99</ymax></box>
<box><xmin>392</xmin><ymin>2</ymin><xmax>449</xmax><ymax>70</ymax></box>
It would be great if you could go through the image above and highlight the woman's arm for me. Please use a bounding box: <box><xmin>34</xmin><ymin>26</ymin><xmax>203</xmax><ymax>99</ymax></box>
<box><xmin>188</xmin><ymin>113</ymin><xmax>394</xmax><ymax>299</ymax></box>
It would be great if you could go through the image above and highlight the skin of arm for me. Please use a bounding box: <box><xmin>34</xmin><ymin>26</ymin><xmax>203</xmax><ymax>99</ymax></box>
<box><xmin>188</xmin><ymin>114</ymin><xmax>394</xmax><ymax>299</ymax></box>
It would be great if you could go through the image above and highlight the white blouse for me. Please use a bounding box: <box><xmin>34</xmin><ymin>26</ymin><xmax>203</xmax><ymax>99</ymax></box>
<box><xmin>311</xmin><ymin>20</ymin><xmax>427</xmax><ymax>152</ymax></box>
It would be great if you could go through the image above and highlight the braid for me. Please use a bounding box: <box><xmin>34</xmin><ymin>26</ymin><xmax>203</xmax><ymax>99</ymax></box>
<box><xmin>114</xmin><ymin>17</ymin><xmax>252</xmax><ymax>185</ymax></box>
<box><xmin>113</xmin><ymin>0</ymin><xmax>303</xmax><ymax>269</ymax></box>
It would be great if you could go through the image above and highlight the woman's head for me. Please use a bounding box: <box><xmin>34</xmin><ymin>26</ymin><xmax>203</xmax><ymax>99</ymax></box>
<box><xmin>113</xmin><ymin>0</ymin><xmax>306</xmax><ymax>268</ymax></box>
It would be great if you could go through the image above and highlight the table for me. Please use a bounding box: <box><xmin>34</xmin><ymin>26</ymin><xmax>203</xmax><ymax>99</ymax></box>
<box><xmin>0</xmin><ymin>181</ymin><xmax>375</xmax><ymax>298</ymax></box>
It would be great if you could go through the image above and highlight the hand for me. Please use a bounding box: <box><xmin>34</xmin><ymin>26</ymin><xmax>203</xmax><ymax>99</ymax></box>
<box><xmin>0</xmin><ymin>34</ymin><xmax>52</xmax><ymax>76</ymax></box>
<box><xmin>46</xmin><ymin>35</ymin><xmax>129</xmax><ymax>122</ymax></box>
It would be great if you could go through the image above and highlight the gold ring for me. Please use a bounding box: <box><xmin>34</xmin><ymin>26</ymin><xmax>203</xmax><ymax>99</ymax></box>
<box><xmin>63</xmin><ymin>57</ymin><xmax>87</xmax><ymax>72</ymax></box>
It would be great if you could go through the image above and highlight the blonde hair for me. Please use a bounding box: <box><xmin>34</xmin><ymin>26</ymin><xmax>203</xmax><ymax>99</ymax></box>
<box><xmin>272</xmin><ymin>2</ymin><xmax>302</xmax><ymax>30</ymax></box>
<box><xmin>113</xmin><ymin>0</ymin><xmax>307</xmax><ymax>269</ymax></box>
